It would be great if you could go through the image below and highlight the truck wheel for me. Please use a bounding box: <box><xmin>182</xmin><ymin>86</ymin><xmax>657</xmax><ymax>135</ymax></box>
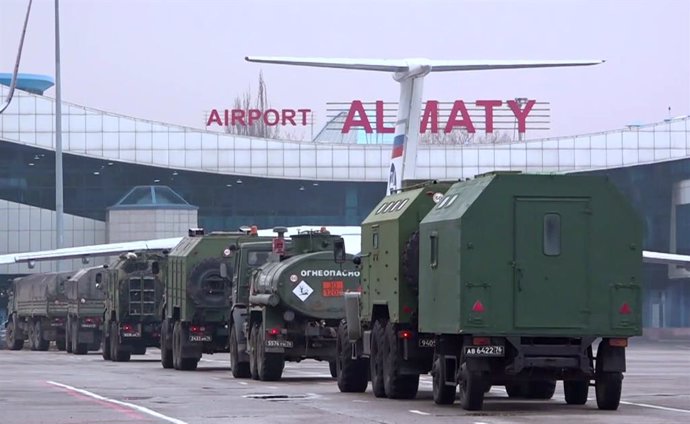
<box><xmin>6</xmin><ymin>319</ymin><xmax>24</xmax><ymax>350</ymax></box>
<box><xmin>257</xmin><ymin>325</ymin><xmax>284</xmax><ymax>381</ymax></box>
<box><xmin>35</xmin><ymin>321</ymin><xmax>49</xmax><ymax>351</ymax></box>
<box><xmin>110</xmin><ymin>322</ymin><xmax>130</xmax><ymax>362</ymax></box>
<box><xmin>526</xmin><ymin>380</ymin><xmax>556</xmax><ymax>399</ymax></box>
<box><xmin>173</xmin><ymin>321</ymin><xmax>197</xmax><ymax>370</ymax></box>
<box><xmin>160</xmin><ymin>319</ymin><xmax>173</xmax><ymax>369</ymax></box>
<box><xmin>101</xmin><ymin>327</ymin><xmax>111</xmax><ymax>360</ymax></box>
<box><xmin>230</xmin><ymin>326</ymin><xmax>250</xmax><ymax>378</ymax></box>
<box><xmin>595</xmin><ymin>372</ymin><xmax>622</xmax><ymax>410</ymax></box>
<box><xmin>249</xmin><ymin>323</ymin><xmax>259</xmax><ymax>380</ymax></box>
<box><xmin>382</xmin><ymin>322</ymin><xmax>419</xmax><ymax>399</ymax></box>
<box><xmin>335</xmin><ymin>321</ymin><xmax>368</xmax><ymax>393</ymax></box>
<box><xmin>369</xmin><ymin>320</ymin><xmax>387</xmax><ymax>398</ymax></box>
<box><xmin>72</xmin><ymin>321</ymin><xmax>87</xmax><ymax>355</ymax></box>
<box><xmin>564</xmin><ymin>380</ymin><xmax>589</xmax><ymax>405</ymax></box>
<box><xmin>65</xmin><ymin>318</ymin><xmax>73</xmax><ymax>353</ymax></box>
<box><xmin>28</xmin><ymin>321</ymin><xmax>37</xmax><ymax>350</ymax></box>
<box><xmin>56</xmin><ymin>339</ymin><xmax>66</xmax><ymax>351</ymax></box>
<box><xmin>329</xmin><ymin>360</ymin><xmax>337</xmax><ymax>378</ymax></box>
<box><xmin>505</xmin><ymin>382</ymin><xmax>526</xmax><ymax>398</ymax></box>
<box><xmin>458</xmin><ymin>362</ymin><xmax>485</xmax><ymax>411</ymax></box>
<box><xmin>432</xmin><ymin>355</ymin><xmax>456</xmax><ymax>405</ymax></box>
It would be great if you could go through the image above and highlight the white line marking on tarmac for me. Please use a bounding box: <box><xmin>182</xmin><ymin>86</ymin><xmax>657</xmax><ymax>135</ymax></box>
<box><xmin>620</xmin><ymin>401</ymin><xmax>690</xmax><ymax>414</ymax></box>
<box><xmin>238</xmin><ymin>381</ymin><xmax>249</xmax><ymax>385</ymax></box>
<box><xmin>47</xmin><ymin>381</ymin><xmax>189</xmax><ymax>424</ymax></box>
<box><xmin>409</xmin><ymin>409</ymin><xmax>430</xmax><ymax>416</ymax></box>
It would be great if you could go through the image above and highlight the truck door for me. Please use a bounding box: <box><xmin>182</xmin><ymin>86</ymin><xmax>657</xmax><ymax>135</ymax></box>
<box><xmin>513</xmin><ymin>197</ymin><xmax>590</xmax><ymax>329</ymax></box>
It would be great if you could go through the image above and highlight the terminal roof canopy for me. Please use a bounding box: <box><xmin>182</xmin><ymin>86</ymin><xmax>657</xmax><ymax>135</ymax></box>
<box><xmin>0</xmin><ymin>73</ymin><xmax>55</xmax><ymax>95</ymax></box>
<box><xmin>109</xmin><ymin>185</ymin><xmax>197</xmax><ymax>210</ymax></box>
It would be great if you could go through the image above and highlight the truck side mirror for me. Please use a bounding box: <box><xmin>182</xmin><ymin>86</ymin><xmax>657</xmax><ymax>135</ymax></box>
<box><xmin>151</xmin><ymin>261</ymin><xmax>160</xmax><ymax>275</ymax></box>
<box><xmin>220</xmin><ymin>263</ymin><xmax>228</xmax><ymax>278</ymax></box>
<box><xmin>334</xmin><ymin>239</ymin><xmax>347</xmax><ymax>264</ymax></box>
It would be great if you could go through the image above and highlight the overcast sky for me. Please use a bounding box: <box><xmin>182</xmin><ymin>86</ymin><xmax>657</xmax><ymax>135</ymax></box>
<box><xmin>1</xmin><ymin>0</ymin><xmax>689</xmax><ymax>140</ymax></box>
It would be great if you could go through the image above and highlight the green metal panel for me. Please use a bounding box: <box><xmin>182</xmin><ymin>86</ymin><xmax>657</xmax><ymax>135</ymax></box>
<box><xmin>418</xmin><ymin>173</ymin><xmax>643</xmax><ymax>337</ymax></box>
<box><xmin>360</xmin><ymin>182</ymin><xmax>451</xmax><ymax>324</ymax></box>
<box><xmin>513</xmin><ymin>197</ymin><xmax>590</xmax><ymax>329</ymax></box>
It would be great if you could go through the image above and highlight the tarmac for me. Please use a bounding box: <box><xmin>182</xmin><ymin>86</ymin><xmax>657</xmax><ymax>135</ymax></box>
<box><xmin>1</xmin><ymin>338</ymin><xmax>689</xmax><ymax>424</ymax></box>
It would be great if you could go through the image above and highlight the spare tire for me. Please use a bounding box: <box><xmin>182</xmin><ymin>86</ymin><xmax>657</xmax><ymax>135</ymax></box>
<box><xmin>187</xmin><ymin>258</ymin><xmax>230</xmax><ymax>308</ymax></box>
<box><xmin>401</xmin><ymin>231</ymin><xmax>420</xmax><ymax>293</ymax></box>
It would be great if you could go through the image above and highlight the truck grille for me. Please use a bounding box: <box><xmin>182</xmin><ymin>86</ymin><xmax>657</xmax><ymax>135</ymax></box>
<box><xmin>129</xmin><ymin>277</ymin><xmax>156</xmax><ymax>315</ymax></box>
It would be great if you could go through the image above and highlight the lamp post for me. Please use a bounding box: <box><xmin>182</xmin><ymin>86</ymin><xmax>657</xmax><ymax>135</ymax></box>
<box><xmin>55</xmin><ymin>0</ymin><xmax>64</xmax><ymax>270</ymax></box>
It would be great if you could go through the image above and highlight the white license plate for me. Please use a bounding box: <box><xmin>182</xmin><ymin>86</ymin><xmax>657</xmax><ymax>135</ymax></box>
<box><xmin>189</xmin><ymin>335</ymin><xmax>211</xmax><ymax>342</ymax></box>
<box><xmin>464</xmin><ymin>345</ymin><xmax>505</xmax><ymax>357</ymax></box>
<box><xmin>122</xmin><ymin>332</ymin><xmax>141</xmax><ymax>338</ymax></box>
<box><xmin>418</xmin><ymin>337</ymin><xmax>436</xmax><ymax>348</ymax></box>
<box><xmin>265</xmin><ymin>339</ymin><xmax>293</xmax><ymax>348</ymax></box>
<box><xmin>81</xmin><ymin>324</ymin><xmax>97</xmax><ymax>328</ymax></box>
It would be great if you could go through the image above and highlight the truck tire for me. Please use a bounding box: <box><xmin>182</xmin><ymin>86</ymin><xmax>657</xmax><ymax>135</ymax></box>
<box><xmin>34</xmin><ymin>321</ymin><xmax>49</xmax><ymax>351</ymax></box>
<box><xmin>56</xmin><ymin>338</ymin><xmax>66</xmax><ymax>351</ymax></box>
<box><xmin>28</xmin><ymin>321</ymin><xmax>37</xmax><ymax>350</ymax></box>
<box><xmin>505</xmin><ymin>382</ymin><xmax>528</xmax><ymax>397</ymax></box>
<box><xmin>101</xmin><ymin>327</ymin><xmax>111</xmax><ymax>360</ymax></box>
<box><xmin>230</xmin><ymin>326</ymin><xmax>250</xmax><ymax>378</ymax></box>
<box><xmin>369</xmin><ymin>320</ymin><xmax>387</xmax><ymax>398</ymax></box>
<box><xmin>401</xmin><ymin>231</ymin><xmax>420</xmax><ymax>294</ymax></box>
<box><xmin>257</xmin><ymin>324</ymin><xmax>284</xmax><ymax>381</ymax></box>
<box><xmin>110</xmin><ymin>322</ymin><xmax>130</xmax><ymax>362</ymax></box>
<box><xmin>6</xmin><ymin>318</ymin><xmax>24</xmax><ymax>350</ymax></box>
<box><xmin>173</xmin><ymin>321</ymin><xmax>197</xmax><ymax>371</ymax></box>
<box><xmin>564</xmin><ymin>380</ymin><xmax>589</xmax><ymax>405</ymax></box>
<box><xmin>249</xmin><ymin>323</ymin><xmax>259</xmax><ymax>380</ymax></box>
<box><xmin>432</xmin><ymin>355</ymin><xmax>456</xmax><ymax>405</ymax></box>
<box><xmin>72</xmin><ymin>321</ymin><xmax>88</xmax><ymax>355</ymax></box>
<box><xmin>382</xmin><ymin>322</ymin><xmax>419</xmax><ymax>399</ymax></box>
<box><xmin>160</xmin><ymin>319</ymin><xmax>173</xmax><ymax>369</ymax></box>
<box><xmin>335</xmin><ymin>321</ymin><xmax>367</xmax><ymax>393</ymax></box>
<box><xmin>595</xmin><ymin>372</ymin><xmax>622</xmax><ymax>410</ymax></box>
<box><xmin>65</xmin><ymin>318</ymin><xmax>73</xmax><ymax>353</ymax></box>
<box><xmin>458</xmin><ymin>362</ymin><xmax>485</xmax><ymax>411</ymax></box>
<box><xmin>526</xmin><ymin>380</ymin><xmax>556</xmax><ymax>399</ymax></box>
<box><xmin>187</xmin><ymin>258</ymin><xmax>229</xmax><ymax>308</ymax></box>
<box><xmin>329</xmin><ymin>360</ymin><xmax>337</xmax><ymax>378</ymax></box>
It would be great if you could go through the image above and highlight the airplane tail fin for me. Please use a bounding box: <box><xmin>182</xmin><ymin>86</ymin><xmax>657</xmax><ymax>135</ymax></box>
<box><xmin>245</xmin><ymin>57</ymin><xmax>604</xmax><ymax>195</ymax></box>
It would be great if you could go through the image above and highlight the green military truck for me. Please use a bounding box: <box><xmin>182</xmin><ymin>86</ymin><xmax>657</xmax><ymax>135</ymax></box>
<box><xmin>337</xmin><ymin>173</ymin><xmax>643</xmax><ymax>411</ymax></box>
<box><xmin>4</xmin><ymin>271</ymin><xmax>72</xmax><ymax>351</ymax></box>
<box><xmin>160</xmin><ymin>229</ymin><xmax>272</xmax><ymax>371</ymax></box>
<box><xmin>232</xmin><ymin>229</ymin><xmax>359</xmax><ymax>381</ymax></box>
<box><xmin>65</xmin><ymin>266</ymin><xmax>106</xmax><ymax>355</ymax></box>
<box><xmin>101</xmin><ymin>251</ymin><xmax>165</xmax><ymax>362</ymax></box>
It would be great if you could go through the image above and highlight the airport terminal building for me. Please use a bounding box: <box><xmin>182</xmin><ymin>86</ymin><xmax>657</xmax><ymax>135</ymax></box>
<box><xmin>1</xmin><ymin>76</ymin><xmax>690</xmax><ymax>332</ymax></box>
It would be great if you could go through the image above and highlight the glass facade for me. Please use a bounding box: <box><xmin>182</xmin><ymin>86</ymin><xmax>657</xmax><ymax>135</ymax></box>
<box><xmin>1</xmin><ymin>84</ymin><xmax>690</xmax><ymax>330</ymax></box>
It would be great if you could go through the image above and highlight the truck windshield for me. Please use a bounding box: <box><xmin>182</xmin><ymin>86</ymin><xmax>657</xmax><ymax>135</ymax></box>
<box><xmin>246</xmin><ymin>251</ymin><xmax>270</xmax><ymax>266</ymax></box>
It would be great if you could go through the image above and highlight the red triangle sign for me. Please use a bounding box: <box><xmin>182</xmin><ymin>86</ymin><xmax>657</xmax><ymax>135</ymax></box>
<box><xmin>619</xmin><ymin>303</ymin><xmax>632</xmax><ymax>315</ymax></box>
<box><xmin>472</xmin><ymin>300</ymin><xmax>485</xmax><ymax>313</ymax></box>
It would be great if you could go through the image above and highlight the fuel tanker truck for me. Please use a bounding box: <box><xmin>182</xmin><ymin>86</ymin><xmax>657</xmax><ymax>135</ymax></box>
<box><xmin>160</xmin><ymin>228</ymin><xmax>273</xmax><ymax>371</ymax></box>
<box><xmin>4</xmin><ymin>271</ymin><xmax>72</xmax><ymax>351</ymax></box>
<box><xmin>336</xmin><ymin>172</ymin><xmax>643</xmax><ymax>411</ymax></box>
<box><xmin>101</xmin><ymin>251</ymin><xmax>166</xmax><ymax>362</ymax></box>
<box><xmin>239</xmin><ymin>228</ymin><xmax>360</xmax><ymax>381</ymax></box>
<box><xmin>65</xmin><ymin>266</ymin><xmax>106</xmax><ymax>355</ymax></box>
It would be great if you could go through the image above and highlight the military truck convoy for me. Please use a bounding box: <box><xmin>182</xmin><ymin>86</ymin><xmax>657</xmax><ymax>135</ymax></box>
<box><xmin>4</xmin><ymin>271</ymin><xmax>72</xmax><ymax>351</ymax></box>
<box><xmin>233</xmin><ymin>228</ymin><xmax>359</xmax><ymax>381</ymax></box>
<box><xmin>2</xmin><ymin>173</ymin><xmax>645</xmax><ymax>413</ymax></box>
<box><xmin>336</xmin><ymin>173</ymin><xmax>643</xmax><ymax>411</ymax></box>
<box><xmin>101</xmin><ymin>251</ymin><xmax>166</xmax><ymax>362</ymax></box>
